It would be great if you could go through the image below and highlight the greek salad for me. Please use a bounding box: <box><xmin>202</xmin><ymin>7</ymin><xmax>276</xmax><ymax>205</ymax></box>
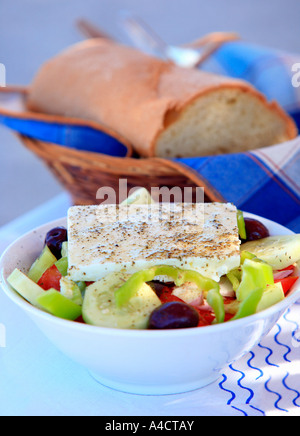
<box><xmin>7</xmin><ymin>199</ymin><xmax>300</xmax><ymax>330</ymax></box>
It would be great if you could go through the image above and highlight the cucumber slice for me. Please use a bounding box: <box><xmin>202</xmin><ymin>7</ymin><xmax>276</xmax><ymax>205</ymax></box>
<box><xmin>61</xmin><ymin>241</ymin><xmax>68</xmax><ymax>258</ymax></box>
<box><xmin>55</xmin><ymin>257</ymin><xmax>68</xmax><ymax>276</ymax></box>
<box><xmin>36</xmin><ymin>288</ymin><xmax>82</xmax><ymax>320</ymax></box>
<box><xmin>28</xmin><ymin>245</ymin><xmax>57</xmax><ymax>283</ymax></box>
<box><xmin>241</xmin><ymin>235</ymin><xmax>300</xmax><ymax>270</ymax></box>
<box><xmin>82</xmin><ymin>272</ymin><xmax>161</xmax><ymax>329</ymax></box>
<box><xmin>60</xmin><ymin>276</ymin><xmax>83</xmax><ymax>306</ymax></box>
<box><xmin>256</xmin><ymin>282</ymin><xmax>285</xmax><ymax>313</ymax></box>
<box><xmin>7</xmin><ymin>268</ymin><xmax>45</xmax><ymax>309</ymax></box>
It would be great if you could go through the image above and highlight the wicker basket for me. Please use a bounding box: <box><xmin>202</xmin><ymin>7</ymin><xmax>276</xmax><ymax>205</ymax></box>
<box><xmin>5</xmin><ymin>32</ymin><xmax>242</xmax><ymax>207</ymax></box>
<box><xmin>19</xmin><ymin>134</ymin><xmax>220</xmax><ymax>206</ymax></box>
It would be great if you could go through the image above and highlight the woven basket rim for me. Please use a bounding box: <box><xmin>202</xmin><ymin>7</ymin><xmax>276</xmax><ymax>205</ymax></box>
<box><xmin>19</xmin><ymin>134</ymin><xmax>224</xmax><ymax>202</ymax></box>
<box><xmin>19</xmin><ymin>134</ymin><xmax>176</xmax><ymax>170</ymax></box>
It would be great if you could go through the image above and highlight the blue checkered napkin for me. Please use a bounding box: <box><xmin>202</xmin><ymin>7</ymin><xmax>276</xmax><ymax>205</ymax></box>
<box><xmin>175</xmin><ymin>137</ymin><xmax>300</xmax><ymax>232</ymax></box>
<box><xmin>0</xmin><ymin>114</ymin><xmax>129</xmax><ymax>157</ymax></box>
<box><xmin>202</xmin><ymin>40</ymin><xmax>300</xmax><ymax>129</ymax></box>
<box><xmin>0</xmin><ymin>89</ymin><xmax>130</xmax><ymax>158</ymax></box>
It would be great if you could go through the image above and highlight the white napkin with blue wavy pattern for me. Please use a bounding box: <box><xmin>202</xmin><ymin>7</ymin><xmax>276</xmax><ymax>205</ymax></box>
<box><xmin>217</xmin><ymin>300</ymin><xmax>300</xmax><ymax>416</ymax></box>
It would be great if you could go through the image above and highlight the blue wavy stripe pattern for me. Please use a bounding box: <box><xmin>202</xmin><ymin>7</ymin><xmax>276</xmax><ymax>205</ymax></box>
<box><xmin>228</xmin><ymin>364</ymin><xmax>254</xmax><ymax>404</ymax></box>
<box><xmin>284</xmin><ymin>308</ymin><xmax>300</xmax><ymax>343</ymax></box>
<box><xmin>219</xmin><ymin>302</ymin><xmax>300</xmax><ymax>416</ymax></box>
<box><xmin>257</xmin><ymin>343</ymin><xmax>279</xmax><ymax>367</ymax></box>
<box><xmin>274</xmin><ymin>323</ymin><xmax>292</xmax><ymax>363</ymax></box>
<box><xmin>219</xmin><ymin>374</ymin><xmax>236</xmax><ymax>405</ymax></box>
<box><xmin>219</xmin><ymin>370</ymin><xmax>265</xmax><ymax>416</ymax></box>
<box><xmin>247</xmin><ymin>351</ymin><xmax>264</xmax><ymax>380</ymax></box>
<box><xmin>282</xmin><ymin>373</ymin><xmax>300</xmax><ymax>408</ymax></box>
<box><xmin>264</xmin><ymin>376</ymin><xmax>288</xmax><ymax>413</ymax></box>
<box><xmin>231</xmin><ymin>406</ymin><xmax>248</xmax><ymax>416</ymax></box>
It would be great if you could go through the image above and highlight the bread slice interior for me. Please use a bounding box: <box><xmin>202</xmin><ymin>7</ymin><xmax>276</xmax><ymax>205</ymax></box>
<box><xmin>156</xmin><ymin>88</ymin><xmax>293</xmax><ymax>158</ymax></box>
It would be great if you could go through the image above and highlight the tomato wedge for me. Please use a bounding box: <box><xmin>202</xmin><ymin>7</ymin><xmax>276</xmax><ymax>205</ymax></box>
<box><xmin>38</xmin><ymin>265</ymin><xmax>62</xmax><ymax>291</ymax></box>
<box><xmin>158</xmin><ymin>286</ymin><xmax>183</xmax><ymax>304</ymax></box>
<box><xmin>156</xmin><ymin>286</ymin><xmax>214</xmax><ymax>326</ymax></box>
<box><xmin>196</xmin><ymin>309</ymin><xmax>215</xmax><ymax>327</ymax></box>
<box><xmin>275</xmin><ymin>276</ymin><xmax>299</xmax><ymax>295</ymax></box>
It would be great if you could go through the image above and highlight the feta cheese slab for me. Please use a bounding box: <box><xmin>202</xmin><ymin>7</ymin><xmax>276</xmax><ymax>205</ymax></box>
<box><xmin>67</xmin><ymin>203</ymin><xmax>241</xmax><ymax>282</ymax></box>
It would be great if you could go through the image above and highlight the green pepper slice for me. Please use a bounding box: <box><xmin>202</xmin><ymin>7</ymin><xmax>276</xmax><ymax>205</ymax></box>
<box><xmin>240</xmin><ymin>250</ymin><xmax>257</xmax><ymax>264</ymax></box>
<box><xmin>237</xmin><ymin>210</ymin><xmax>247</xmax><ymax>240</ymax></box>
<box><xmin>227</xmin><ymin>269</ymin><xmax>242</xmax><ymax>291</ymax></box>
<box><xmin>236</xmin><ymin>258</ymin><xmax>274</xmax><ymax>302</ymax></box>
<box><xmin>227</xmin><ymin>251</ymin><xmax>270</xmax><ymax>294</ymax></box>
<box><xmin>179</xmin><ymin>269</ymin><xmax>225</xmax><ymax>324</ymax></box>
<box><xmin>114</xmin><ymin>265</ymin><xmax>225</xmax><ymax>324</ymax></box>
<box><xmin>231</xmin><ymin>287</ymin><xmax>264</xmax><ymax>321</ymax></box>
<box><xmin>36</xmin><ymin>288</ymin><xmax>82</xmax><ymax>320</ymax></box>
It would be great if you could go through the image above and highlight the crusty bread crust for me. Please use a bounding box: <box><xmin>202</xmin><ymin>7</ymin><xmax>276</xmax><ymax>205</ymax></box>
<box><xmin>27</xmin><ymin>39</ymin><xmax>297</xmax><ymax>158</ymax></box>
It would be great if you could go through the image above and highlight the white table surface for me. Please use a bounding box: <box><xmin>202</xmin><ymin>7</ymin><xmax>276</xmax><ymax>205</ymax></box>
<box><xmin>0</xmin><ymin>194</ymin><xmax>300</xmax><ymax>417</ymax></box>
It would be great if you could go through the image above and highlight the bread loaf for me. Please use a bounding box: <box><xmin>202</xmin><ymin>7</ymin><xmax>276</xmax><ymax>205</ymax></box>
<box><xmin>27</xmin><ymin>39</ymin><xmax>297</xmax><ymax>158</ymax></box>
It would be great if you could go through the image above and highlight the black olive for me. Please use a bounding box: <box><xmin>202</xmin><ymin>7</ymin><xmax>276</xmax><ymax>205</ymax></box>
<box><xmin>242</xmin><ymin>218</ymin><xmax>270</xmax><ymax>242</ymax></box>
<box><xmin>148</xmin><ymin>301</ymin><xmax>199</xmax><ymax>330</ymax></box>
<box><xmin>45</xmin><ymin>227</ymin><xmax>68</xmax><ymax>259</ymax></box>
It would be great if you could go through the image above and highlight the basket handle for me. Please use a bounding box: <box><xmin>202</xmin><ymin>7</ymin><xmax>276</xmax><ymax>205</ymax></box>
<box><xmin>76</xmin><ymin>19</ymin><xmax>114</xmax><ymax>40</ymax></box>
<box><xmin>182</xmin><ymin>32</ymin><xmax>240</xmax><ymax>67</ymax></box>
<box><xmin>76</xmin><ymin>18</ymin><xmax>240</xmax><ymax>67</ymax></box>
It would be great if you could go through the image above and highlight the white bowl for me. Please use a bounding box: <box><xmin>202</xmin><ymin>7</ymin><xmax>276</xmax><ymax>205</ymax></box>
<box><xmin>0</xmin><ymin>213</ymin><xmax>299</xmax><ymax>395</ymax></box>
